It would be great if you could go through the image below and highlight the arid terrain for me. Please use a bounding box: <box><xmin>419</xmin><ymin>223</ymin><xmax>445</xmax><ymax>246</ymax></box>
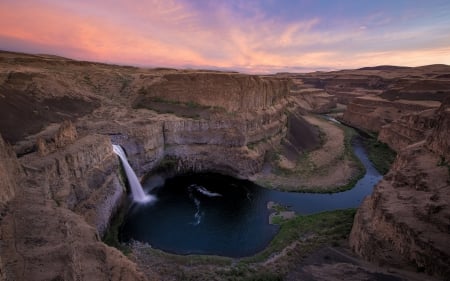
<box><xmin>0</xmin><ymin>51</ymin><xmax>449</xmax><ymax>281</ymax></box>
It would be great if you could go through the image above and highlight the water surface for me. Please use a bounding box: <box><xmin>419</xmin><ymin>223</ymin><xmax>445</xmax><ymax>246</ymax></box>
<box><xmin>120</xmin><ymin>137</ymin><xmax>381</xmax><ymax>257</ymax></box>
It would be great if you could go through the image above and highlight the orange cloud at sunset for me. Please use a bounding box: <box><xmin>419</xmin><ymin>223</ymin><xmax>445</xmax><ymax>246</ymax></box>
<box><xmin>1</xmin><ymin>0</ymin><xmax>449</xmax><ymax>73</ymax></box>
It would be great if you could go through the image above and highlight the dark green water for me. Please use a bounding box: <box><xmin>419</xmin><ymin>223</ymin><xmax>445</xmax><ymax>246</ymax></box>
<box><xmin>120</xmin><ymin>137</ymin><xmax>381</xmax><ymax>257</ymax></box>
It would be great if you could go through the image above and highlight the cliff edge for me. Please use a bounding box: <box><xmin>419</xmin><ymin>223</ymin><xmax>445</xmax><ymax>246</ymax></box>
<box><xmin>349</xmin><ymin>101</ymin><xmax>450</xmax><ymax>279</ymax></box>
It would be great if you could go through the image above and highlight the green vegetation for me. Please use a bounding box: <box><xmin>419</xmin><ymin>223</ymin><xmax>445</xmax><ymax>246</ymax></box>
<box><xmin>103</xmin><ymin>166</ymin><xmax>131</xmax><ymax>254</ymax></box>
<box><xmin>155</xmin><ymin>157</ymin><xmax>179</xmax><ymax>172</ymax></box>
<box><xmin>103</xmin><ymin>204</ymin><xmax>131</xmax><ymax>255</ymax></box>
<box><xmin>134</xmin><ymin>93</ymin><xmax>224</xmax><ymax>119</ymax></box>
<box><xmin>271</xmin><ymin>215</ymin><xmax>288</xmax><ymax>225</ymax></box>
<box><xmin>363</xmin><ymin>134</ymin><xmax>396</xmax><ymax>174</ymax></box>
<box><xmin>437</xmin><ymin>155</ymin><xmax>450</xmax><ymax>174</ymax></box>
<box><xmin>243</xmin><ymin>209</ymin><xmax>356</xmax><ymax>263</ymax></box>
<box><xmin>272</xmin><ymin>203</ymin><xmax>290</xmax><ymax>213</ymax></box>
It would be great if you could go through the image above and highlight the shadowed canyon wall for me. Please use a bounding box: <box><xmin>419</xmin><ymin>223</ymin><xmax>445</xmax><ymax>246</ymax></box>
<box><xmin>349</xmin><ymin>101</ymin><xmax>450</xmax><ymax>279</ymax></box>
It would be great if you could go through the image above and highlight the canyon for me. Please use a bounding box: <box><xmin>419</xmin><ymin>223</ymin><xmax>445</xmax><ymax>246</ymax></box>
<box><xmin>0</xmin><ymin>51</ymin><xmax>449</xmax><ymax>281</ymax></box>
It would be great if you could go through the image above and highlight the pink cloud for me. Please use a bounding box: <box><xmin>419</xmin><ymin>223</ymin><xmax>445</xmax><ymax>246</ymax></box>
<box><xmin>0</xmin><ymin>0</ymin><xmax>449</xmax><ymax>73</ymax></box>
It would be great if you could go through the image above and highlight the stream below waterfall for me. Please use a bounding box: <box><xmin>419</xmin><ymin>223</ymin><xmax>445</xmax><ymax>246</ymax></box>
<box><xmin>119</xmin><ymin>136</ymin><xmax>382</xmax><ymax>257</ymax></box>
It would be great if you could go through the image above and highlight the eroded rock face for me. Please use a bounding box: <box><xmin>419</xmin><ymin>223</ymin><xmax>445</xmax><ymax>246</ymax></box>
<box><xmin>21</xmin><ymin>134</ymin><xmax>123</xmax><ymax>236</ymax></box>
<box><xmin>349</xmin><ymin>105</ymin><xmax>450</xmax><ymax>279</ymax></box>
<box><xmin>378</xmin><ymin>108</ymin><xmax>438</xmax><ymax>152</ymax></box>
<box><xmin>342</xmin><ymin>97</ymin><xmax>436</xmax><ymax>132</ymax></box>
<box><xmin>0</xmin><ymin>134</ymin><xmax>21</xmax><ymax>208</ymax></box>
<box><xmin>426</xmin><ymin>99</ymin><xmax>450</xmax><ymax>160</ymax></box>
<box><xmin>134</xmin><ymin>72</ymin><xmax>291</xmax><ymax>112</ymax></box>
<box><xmin>0</xmin><ymin>134</ymin><xmax>151</xmax><ymax>281</ymax></box>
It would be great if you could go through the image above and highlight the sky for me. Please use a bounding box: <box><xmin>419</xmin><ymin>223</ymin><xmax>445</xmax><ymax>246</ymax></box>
<box><xmin>1</xmin><ymin>0</ymin><xmax>450</xmax><ymax>73</ymax></box>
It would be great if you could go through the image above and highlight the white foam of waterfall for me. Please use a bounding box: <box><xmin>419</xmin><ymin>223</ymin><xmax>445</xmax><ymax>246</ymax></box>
<box><xmin>112</xmin><ymin>145</ymin><xmax>155</xmax><ymax>204</ymax></box>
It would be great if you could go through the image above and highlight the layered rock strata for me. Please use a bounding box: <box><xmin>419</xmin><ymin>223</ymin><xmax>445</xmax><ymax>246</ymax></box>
<box><xmin>378</xmin><ymin>108</ymin><xmax>438</xmax><ymax>152</ymax></box>
<box><xmin>342</xmin><ymin>96</ymin><xmax>439</xmax><ymax>132</ymax></box>
<box><xmin>0</xmin><ymin>133</ymin><xmax>149</xmax><ymax>281</ymax></box>
<box><xmin>19</xmin><ymin>125</ymin><xmax>123</xmax><ymax>236</ymax></box>
<box><xmin>350</xmin><ymin>102</ymin><xmax>450</xmax><ymax>279</ymax></box>
<box><xmin>135</xmin><ymin>72</ymin><xmax>290</xmax><ymax>112</ymax></box>
<box><xmin>0</xmin><ymin>135</ymin><xmax>21</xmax><ymax>208</ymax></box>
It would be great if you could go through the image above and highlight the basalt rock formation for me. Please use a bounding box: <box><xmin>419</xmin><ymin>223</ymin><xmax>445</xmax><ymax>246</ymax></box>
<box><xmin>342</xmin><ymin>96</ymin><xmax>437</xmax><ymax>132</ymax></box>
<box><xmin>349</xmin><ymin>100</ymin><xmax>450</xmax><ymax>279</ymax></box>
<box><xmin>378</xmin><ymin>108</ymin><xmax>438</xmax><ymax>152</ymax></box>
<box><xmin>0</xmin><ymin>131</ymin><xmax>149</xmax><ymax>281</ymax></box>
<box><xmin>293</xmin><ymin>65</ymin><xmax>450</xmax><ymax>132</ymax></box>
<box><xmin>135</xmin><ymin>72</ymin><xmax>290</xmax><ymax>112</ymax></box>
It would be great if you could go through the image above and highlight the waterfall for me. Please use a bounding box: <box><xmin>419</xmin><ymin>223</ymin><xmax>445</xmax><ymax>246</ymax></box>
<box><xmin>112</xmin><ymin>145</ymin><xmax>155</xmax><ymax>203</ymax></box>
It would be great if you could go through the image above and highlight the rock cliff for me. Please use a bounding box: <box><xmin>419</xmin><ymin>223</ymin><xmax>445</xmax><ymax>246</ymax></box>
<box><xmin>135</xmin><ymin>72</ymin><xmax>290</xmax><ymax>112</ymax></box>
<box><xmin>0</xmin><ymin>135</ymin><xmax>21</xmax><ymax>208</ymax></box>
<box><xmin>293</xmin><ymin>65</ymin><xmax>450</xmax><ymax>132</ymax></box>
<box><xmin>0</xmin><ymin>132</ymin><xmax>150</xmax><ymax>281</ymax></box>
<box><xmin>426</xmin><ymin>99</ymin><xmax>450</xmax><ymax>160</ymax></box>
<box><xmin>378</xmin><ymin>108</ymin><xmax>438</xmax><ymax>152</ymax></box>
<box><xmin>342</xmin><ymin>96</ymin><xmax>437</xmax><ymax>132</ymax></box>
<box><xmin>349</xmin><ymin>101</ymin><xmax>450</xmax><ymax>279</ymax></box>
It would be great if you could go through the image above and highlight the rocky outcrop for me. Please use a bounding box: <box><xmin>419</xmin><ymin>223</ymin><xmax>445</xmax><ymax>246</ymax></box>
<box><xmin>134</xmin><ymin>72</ymin><xmax>291</xmax><ymax>112</ymax></box>
<box><xmin>36</xmin><ymin>120</ymin><xmax>78</xmax><ymax>156</ymax></box>
<box><xmin>289</xmin><ymin>88</ymin><xmax>337</xmax><ymax>113</ymax></box>
<box><xmin>426</xmin><ymin>99</ymin><xmax>450</xmax><ymax>160</ymax></box>
<box><xmin>0</xmin><ymin>134</ymin><xmax>22</xmax><ymax>280</ymax></box>
<box><xmin>0</xmin><ymin>133</ymin><xmax>151</xmax><ymax>281</ymax></box>
<box><xmin>0</xmin><ymin>134</ymin><xmax>21</xmax><ymax>208</ymax></box>
<box><xmin>160</xmin><ymin>102</ymin><xmax>287</xmax><ymax>177</ymax></box>
<box><xmin>21</xmin><ymin>132</ymin><xmax>123</xmax><ymax>236</ymax></box>
<box><xmin>349</xmin><ymin>103</ymin><xmax>450</xmax><ymax>279</ymax></box>
<box><xmin>342</xmin><ymin>97</ymin><xmax>438</xmax><ymax>132</ymax></box>
<box><xmin>378</xmin><ymin>109</ymin><xmax>438</xmax><ymax>152</ymax></box>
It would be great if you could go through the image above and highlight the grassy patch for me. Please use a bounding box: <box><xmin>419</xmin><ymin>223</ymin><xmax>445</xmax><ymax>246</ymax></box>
<box><xmin>363</xmin><ymin>135</ymin><xmax>396</xmax><ymax>174</ymax></box>
<box><xmin>134</xmin><ymin>94</ymin><xmax>225</xmax><ymax>119</ymax></box>
<box><xmin>271</xmin><ymin>215</ymin><xmax>288</xmax><ymax>225</ymax></box>
<box><xmin>102</xmin><ymin>202</ymin><xmax>131</xmax><ymax>255</ymax></box>
<box><xmin>437</xmin><ymin>155</ymin><xmax>450</xmax><ymax>174</ymax></box>
<box><xmin>154</xmin><ymin>157</ymin><xmax>179</xmax><ymax>173</ymax></box>
<box><xmin>243</xmin><ymin>209</ymin><xmax>356</xmax><ymax>263</ymax></box>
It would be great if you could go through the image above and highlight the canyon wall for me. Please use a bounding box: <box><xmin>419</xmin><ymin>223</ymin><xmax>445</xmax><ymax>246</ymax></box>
<box><xmin>21</xmin><ymin>129</ymin><xmax>125</xmax><ymax>237</ymax></box>
<box><xmin>0</xmin><ymin>132</ymin><xmax>151</xmax><ymax>281</ymax></box>
<box><xmin>135</xmin><ymin>72</ymin><xmax>290</xmax><ymax>112</ymax></box>
<box><xmin>378</xmin><ymin>108</ymin><xmax>438</xmax><ymax>152</ymax></box>
<box><xmin>349</xmin><ymin>101</ymin><xmax>450</xmax><ymax>279</ymax></box>
<box><xmin>342</xmin><ymin>97</ymin><xmax>437</xmax><ymax>132</ymax></box>
<box><xmin>161</xmin><ymin>102</ymin><xmax>287</xmax><ymax>177</ymax></box>
<box><xmin>0</xmin><ymin>135</ymin><xmax>21</xmax><ymax>208</ymax></box>
<box><xmin>426</xmin><ymin>99</ymin><xmax>450</xmax><ymax>160</ymax></box>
